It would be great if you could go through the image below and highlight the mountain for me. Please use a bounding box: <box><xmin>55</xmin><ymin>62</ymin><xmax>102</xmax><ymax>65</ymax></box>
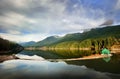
<box><xmin>48</xmin><ymin>25</ymin><xmax>120</xmax><ymax>50</ymax></box>
<box><xmin>20</xmin><ymin>41</ymin><xmax>36</xmax><ymax>47</ymax></box>
<box><xmin>26</xmin><ymin>25</ymin><xmax>120</xmax><ymax>50</ymax></box>
<box><xmin>32</xmin><ymin>36</ymin><xmax>61</xmax><ymax>47</ymax></box>
<box><xmin>57</xmin><ymin>33</ymin><xmax>82</xmax><ymax>42</ymax></box>
<box><xmin>50</xmin><ymin>25</ymin><xmax>120</xmax><ymax>45</ymax></box>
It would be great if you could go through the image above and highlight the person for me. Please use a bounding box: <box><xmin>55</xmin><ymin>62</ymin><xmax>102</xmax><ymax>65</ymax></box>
<box><xmin>101</xmin><ymin>47</ymin><xmax>110</xmax><ymax>55</ymax></box>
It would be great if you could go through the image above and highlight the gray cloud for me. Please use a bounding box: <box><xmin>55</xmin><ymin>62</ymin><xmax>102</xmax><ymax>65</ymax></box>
<box><xmin>100</xmin><ymin>19</ymin><xmax>113</xmax><ymax>26</ymax></box>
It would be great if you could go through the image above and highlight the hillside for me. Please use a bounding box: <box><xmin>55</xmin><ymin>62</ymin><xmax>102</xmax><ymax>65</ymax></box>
<box><xmin>57</xmin><ymin>25</ymin><xmax>120</xmax><ymax>43</ymax></box>
<box><xmin>0</xmin><ymin>37</ymin><xmax>23</xmax><ymax>54</ymax></box>
<box><xmin>25</xmin><ymin>25</ymin><xmax>120</xmax><ymax>51</ymax></box>
<box><xmin>32</xmin><ymin>36</ymin><xmax>61</xmax><ymax>47</ymax></box>
<box><xmin>49</xmin><ymin>25</ymin><xmax>120</xmax><ymax>50</ymax></box>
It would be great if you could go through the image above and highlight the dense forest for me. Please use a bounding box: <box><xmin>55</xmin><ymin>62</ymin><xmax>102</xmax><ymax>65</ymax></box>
<box><xmin>48</xmin><ymin>36</ymin><xmax>119</xmax><ymax>51</ymax></box>
<box><xmin>0</xmin><ymin>37</ymin><xmax>23</xmax><ymax>54</ymax></box>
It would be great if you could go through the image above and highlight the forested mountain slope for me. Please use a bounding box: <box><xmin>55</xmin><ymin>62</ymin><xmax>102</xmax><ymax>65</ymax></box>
<box><xmin>0</xmin><ymin>37</ymin><xmax>23</xmax><ymax>54</ymax></box>
<box><xmin>25</xmin><ymin>25</ymin><xmax>120</xmax><ymax>50</ymax></box>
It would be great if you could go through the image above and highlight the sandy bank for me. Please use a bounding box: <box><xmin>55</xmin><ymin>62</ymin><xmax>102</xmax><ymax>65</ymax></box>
<box><xmin>47</xmin><ymin>54</ymin><xmax>112</xmax><ymax>61</ymax></box>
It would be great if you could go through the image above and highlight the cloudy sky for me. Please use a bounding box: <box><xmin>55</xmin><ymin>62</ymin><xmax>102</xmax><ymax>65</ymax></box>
<box><xmin>0</xmin><ymin>0</ymin><xmax>120</xmax><ymax>42</ymax></box>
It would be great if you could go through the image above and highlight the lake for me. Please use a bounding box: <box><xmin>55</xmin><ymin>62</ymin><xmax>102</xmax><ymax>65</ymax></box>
<box><xmin>0</xmin><ymin>50</ymin><xmax>120</xmax><ymax>79</ymax></box>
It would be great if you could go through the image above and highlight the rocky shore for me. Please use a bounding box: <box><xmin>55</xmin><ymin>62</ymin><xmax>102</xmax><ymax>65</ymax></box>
<box><xmin>0</xmin><ymin>54</ymin><xmax>19</xmax><ymax>62</ymax></box>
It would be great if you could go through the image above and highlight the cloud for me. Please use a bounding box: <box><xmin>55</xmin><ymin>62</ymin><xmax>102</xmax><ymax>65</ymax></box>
<box><xmin>0</xmin><ymin>33</ymin><xmax>47</xmax><ymax>42</ymax></box>
<box><xmin>0</xmin><ymin>0</ymin><xmax>119</xmax><ymax>42</ymax></box>
<box><xmin>100</xmin><ymin>19</ymin><xmax>113</xmax><ymax>26</ymax></box>
<box><xmin>115</xmin><ymin>0</ymin><xmax>120</xmax><ymax>10</ymax></box>
<box><xmin>7</xmin><ymin>30</ymin><xmax>22</xmax><ymax>35</ymax></box>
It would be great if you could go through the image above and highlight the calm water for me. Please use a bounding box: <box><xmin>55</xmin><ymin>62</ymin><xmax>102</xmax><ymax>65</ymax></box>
<box><xmin>0</xmin><ymin>50</ymin><xmax>120</xmax><ymax>79</ymax></box>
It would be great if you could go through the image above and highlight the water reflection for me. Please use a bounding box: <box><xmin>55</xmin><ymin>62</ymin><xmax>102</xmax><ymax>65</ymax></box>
<box><xmin>17</xmin><ymin>50</ymin><xmax>120</xmax><ymax>74</ymax></box>
<box><xmin>19</xmin><ymin>50</ymin><xmax>64</xmax><ymax>59</ymax></box>
<box><xmin>0</xmin><ymin>60</ymin><xmax>111</xmax><ymax>79</ymax></box>
<box><xmin>19</xmin><ymin>50</ymin><xmax>94</xmax><ymax>59</ymax></box>
<box><xmin>54</xmin><ymin>49</ymin><xmax>94</xmax><ymax>58</ymax></box>
<box><xmin>66</xmin><ymin>55</ymin><xmax>120</xmax><ymax>74</ymax></box>
<box><xmin>0</xmin><ymin>50</ymin><xmax>120</xmax><ymax>79</ymax></box>
<box><xmin>102</xmin><ymin>57</ymin><xmax>111</xmax><ymax>62</ymax></box>
<box><xmin>19</xmin><ymin>50</ymin><xmax>111</xmax><ymax>62</ymax></box>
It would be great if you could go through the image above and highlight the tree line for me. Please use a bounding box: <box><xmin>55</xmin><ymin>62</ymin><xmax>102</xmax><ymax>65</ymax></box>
<box><xmin>0</xmin><ymin>37</ymin><xmax>23</xmax><ymax>54</ymax></box>
<box><xmin>48</xmin><ymin>36</ymin><xmax>119</xmax><ymax>51</ymax></box>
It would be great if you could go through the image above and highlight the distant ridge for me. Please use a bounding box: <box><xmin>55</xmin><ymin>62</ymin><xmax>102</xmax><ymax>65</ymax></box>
<box><xmin>20</xmin><ymin>41</ymin><xmax>36</xmax><ymax>47</ymax></box>
<box><xmin>31</xmin><ymin>36</ymin><xmax>61</xmax><ymax>47</ymax></box>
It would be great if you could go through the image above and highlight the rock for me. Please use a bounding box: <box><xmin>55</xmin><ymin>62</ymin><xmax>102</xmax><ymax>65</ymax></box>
<box><xmin>0</xmin><ymin>54</ymin><xmax>19</xmax><ymax>62</ymax></box>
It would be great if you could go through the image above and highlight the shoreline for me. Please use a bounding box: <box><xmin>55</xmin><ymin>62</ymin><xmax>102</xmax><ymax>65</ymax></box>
<box><xmin>0</xmin><ymin>54</ymin><xmax>19</xmax><ymax>62</ymax></box>
<box><xmin>0</xmin><ymin>54</ymin><xmax>112</xmax><ymax>62</ymax></box>
<box><xmin>47</xmin><ymin>54</ymin><xmax>112</xmax><ymax>61</ymax></box>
